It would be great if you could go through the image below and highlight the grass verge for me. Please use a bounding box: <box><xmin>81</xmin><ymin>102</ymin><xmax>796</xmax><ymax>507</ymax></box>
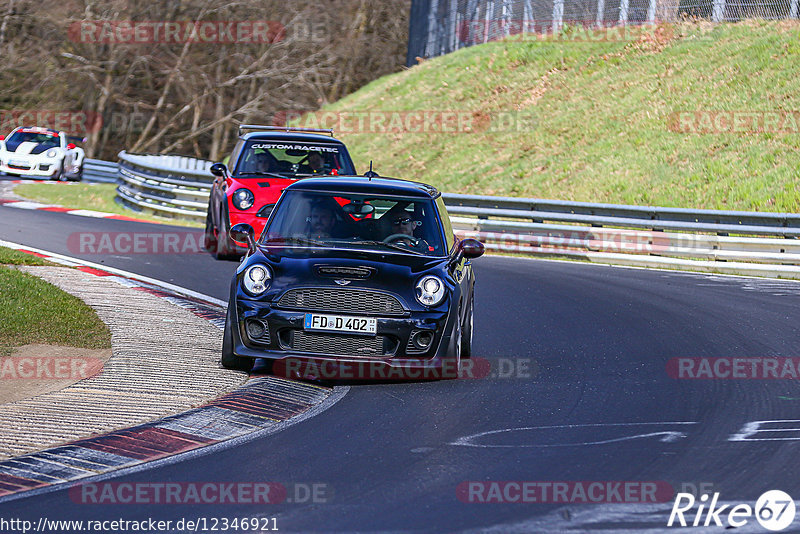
<box><xmin>13</xmin><ymin>182</ymin><xmax>203</xmax><ymax>228</ymax></box>
<box><xmin>0</xmin><ymin>247</ymin><xmax>111</xmax><ymax>356</ymax></box>
<box><xmin>303</xmin><ymin>20</ymin><xmax>800</xmax><ymax>212</ymax></box>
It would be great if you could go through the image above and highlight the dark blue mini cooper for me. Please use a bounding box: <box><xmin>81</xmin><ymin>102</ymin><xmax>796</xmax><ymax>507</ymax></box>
<box><xmin>221</xmin><ymin>176</ymin><xmax>484</xmax><ymax>379</ymax></box>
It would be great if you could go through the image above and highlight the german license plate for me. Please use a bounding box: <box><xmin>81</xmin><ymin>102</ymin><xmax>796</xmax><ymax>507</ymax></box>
<box><xmin>304</xmin><ymin>313</ymin><xmax>377</xmax><ymax>335</ymax></box>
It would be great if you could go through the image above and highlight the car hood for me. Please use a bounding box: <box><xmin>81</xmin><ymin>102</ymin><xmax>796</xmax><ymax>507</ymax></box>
<box><xmin>240</xmin><ymin>246</ymin><xmax>450</xmax><ymax>305</ymax></box>
<box><xmin>3</xmin><ymin>141</ymin><xmax>54</xmax><ymax>155</ymax></box>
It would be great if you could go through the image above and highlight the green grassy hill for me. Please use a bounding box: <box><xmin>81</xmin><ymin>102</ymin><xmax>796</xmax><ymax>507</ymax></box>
<box><xmin>311</xmin><ymin>20</ymin><xmax>800</xmax><ymax>212</ymax></box>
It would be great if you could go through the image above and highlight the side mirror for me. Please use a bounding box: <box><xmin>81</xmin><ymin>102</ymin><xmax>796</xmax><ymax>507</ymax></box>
<box><xmin>210</xmin><ymin>162</ymin><xmax>228</xmax><ymax>178</ymax></box>
<box><xmin>448</xmin><ymin>238</ymin><xmax>484</xmax><ymax>269</ymax></box>
<box><xmin>67</xmin><ymin>143</ymin><xmax>76</xmax><ymax>150</ymax></box>
<box><xmin>230</xmin><ymin>223</ymin><xmax>256</xmax><ymax>254</ymax></box>
<box><xmin>460</xmin><ymin>238</ymin><xmax>485</xmax><ymax>259</ymax></box>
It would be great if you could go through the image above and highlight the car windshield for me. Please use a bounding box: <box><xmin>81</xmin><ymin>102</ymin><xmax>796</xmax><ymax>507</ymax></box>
<box><xmin>6</xmin><ymin>130</ymin><xmax>59</xmax><ymax>148</ymax></box>
<box><xmin>234</xmin><ymin>140</ymin><xmax>354</xmax><ymax>177</ymax></box>
<box><xmin>261</xmin><ymin>190</ymin><xmax>446</xmax><ymax>256</ymax></box>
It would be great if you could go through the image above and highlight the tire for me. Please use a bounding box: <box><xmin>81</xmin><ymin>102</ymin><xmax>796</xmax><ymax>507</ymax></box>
<box><xmin>462</xmin><ymin>293</ymin><xmax>474</xmax><ymax>359</ymax></box>
<box><xmin>53</xmin><ymin>162</ymin><xmax>66</xmax><ymax>182</ymax></box>
<box><xmin>444</xmin><ymin>302</ymin><xmax>463</xmax><ymax>379</ymax></box>
<box><xmin>214</xmin><ymin>205</ymin><xmax>241</xmax><ymax>261</ymax></box>
<box><xmin>68</xmin><ymin>165</ymin><xmax>83</xmax><ymax>182</ymax></box>
<box><xmin>204</xmin><ymin>207</ymin><xmax>218</xmax><ymax>253</ymax></box>
<box><xmin>221</xmin><ymin>304</ymin><xmax>253</xmax><ymax>372</ymax></box>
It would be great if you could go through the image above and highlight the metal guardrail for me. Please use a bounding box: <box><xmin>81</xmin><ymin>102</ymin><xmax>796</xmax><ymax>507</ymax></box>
<box><xmin>108</xmin><ymin>153</ymin><xmax>800</xmax><ymax>279</ymax></box>
<box><xmin>114</xmin><ymin>151</ymin><xmax>213</xmax><ymax>220</ymax></box>
<box><xmin>83</xmin><ymin>159</ymin><xmax>120</xmax><ymax>183</ymax></box>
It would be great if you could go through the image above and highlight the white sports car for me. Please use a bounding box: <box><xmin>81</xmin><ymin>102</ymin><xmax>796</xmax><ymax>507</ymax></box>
<box><xmin>0</xmin><ymin>126</ymin><xmax>85</xmax><ymax>181</ymax></box>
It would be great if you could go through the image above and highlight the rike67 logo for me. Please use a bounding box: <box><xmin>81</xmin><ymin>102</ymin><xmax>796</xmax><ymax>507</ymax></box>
<box><xmin>668</xmin><ymin>490</ymin><xmax>796</xmax><ymax>531</ymax></box>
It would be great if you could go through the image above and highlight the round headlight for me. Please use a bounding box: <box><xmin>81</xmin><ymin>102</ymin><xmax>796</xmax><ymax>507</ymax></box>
<box><xmin>415</xmin><ymin>275</ymin><xmax>445</xmax><ymax>307</ymax></box>
<box><xmin>242</xmin><ymin>264</ymin><xmax>271</xmax><ymax>295</ymax></box>
<box><xmin>232</xmin><ymin>188</ymin><xmax>255</xmax><ymax>210</ymax></box>
<box><xmin>46</xmin><ymin>149</ymin><xmax>58</xmax><ymax>158</ymax></box>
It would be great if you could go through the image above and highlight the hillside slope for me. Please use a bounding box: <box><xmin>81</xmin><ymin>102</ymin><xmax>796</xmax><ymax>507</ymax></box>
<box><xmin>308</xmin><ymin>21</ymin><xmax>800</xmax><ymax>212</ymax></box>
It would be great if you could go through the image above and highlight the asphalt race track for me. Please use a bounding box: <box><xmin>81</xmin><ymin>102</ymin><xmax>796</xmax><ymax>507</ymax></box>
<box><xmin>2</xmin><ymin>202</ymin><xmax>800</xmax><ymax>532</ymax></box>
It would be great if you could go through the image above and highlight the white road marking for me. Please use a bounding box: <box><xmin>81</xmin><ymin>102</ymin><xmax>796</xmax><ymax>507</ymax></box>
<box><xmin>0</xmin><ymin>239</ymin><xmax>226</xmax><ymax>307</ymax></box>
<box><xmin>5</xmin><ymin>201</ymin><xmax>57</xmax><ymax>210</ymax></box>
<box><xmin>451</xmin><ymin>422</ymin><xmax>698</xmax><ymax>448</ymax></box>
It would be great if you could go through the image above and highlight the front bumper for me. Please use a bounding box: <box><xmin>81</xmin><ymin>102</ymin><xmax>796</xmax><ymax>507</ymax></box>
<box><xmin>229</xmin><ymin>297</ymin><xmax>461</xmax><ymax>378</ymax></box>
<box><xmin>0</xmin><ymin>159</ymin><xmax>60</xmax><ymax>177</ymax></box>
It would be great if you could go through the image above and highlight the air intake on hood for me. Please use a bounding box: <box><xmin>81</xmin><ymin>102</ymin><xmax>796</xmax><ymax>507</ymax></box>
<box><xmin>315</xmin><ymin>265</ymin><xmax>375</xmax><ymax>279</ymax></box>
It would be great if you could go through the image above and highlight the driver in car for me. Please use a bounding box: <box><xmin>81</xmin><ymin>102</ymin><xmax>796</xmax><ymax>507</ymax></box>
<box><xmin>252</xmin><ymin>150</ymin><xmax>277</xmax><ymax>173</ymax></box>
<box><xmin>309</xmin><ymin>202</ymin><xmax>337</xmax><ymax>238</ymax></box>
<box><xmin>388</xmin><ymin>213</ymin><xmax>430</xmax><ymax>252</ymax></box>
<box><xmin>298</xmin><ymin>151</ymin><xmax>326</xmax><ymax>175</ymax></box>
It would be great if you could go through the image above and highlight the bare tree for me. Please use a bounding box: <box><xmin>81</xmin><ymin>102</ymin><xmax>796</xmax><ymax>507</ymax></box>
<box><xmin>0</xmin><ymin>0</ymin><xmax>411</xmax><ymax>160</ymax></box>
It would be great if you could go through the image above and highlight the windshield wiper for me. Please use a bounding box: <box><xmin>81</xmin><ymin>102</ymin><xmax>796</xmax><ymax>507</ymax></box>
<box><xmin>348</xmin><ymin>240</ymin><xmax>426</xmax><ymax>255</ymax></box>
<box><xmin>262</xmin><ymin>236</ymin><xmax>327</xmax><ymax>247</ymax></box>
<box><xmin>238</xmin><ymin>171</ymin><xmax>287</xmax><ymax>179</ymax></box>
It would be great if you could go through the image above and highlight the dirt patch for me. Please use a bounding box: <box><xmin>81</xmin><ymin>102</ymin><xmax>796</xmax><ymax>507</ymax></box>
<box><xmin>0</xmin><ymin>344</ymin><xmax>112</xmax><ymax>404</ymax></box>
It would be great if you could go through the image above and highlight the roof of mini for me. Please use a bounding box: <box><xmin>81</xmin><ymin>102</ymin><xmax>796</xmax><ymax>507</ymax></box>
<box><xmin>285</xmin><ymin>176</ymin><xmax>440</xmax><ymax>199</ymax></box>
<box><xmin>241</xmin><ymin>131</ymin><xmax>347</xmax><ymax>144</ymax></box>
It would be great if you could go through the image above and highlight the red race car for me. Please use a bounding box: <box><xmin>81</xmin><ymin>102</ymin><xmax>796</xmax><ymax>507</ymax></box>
<box><xmin>204</xmin><ymin>125</ymin><xmax>357</xmax><ymax>260</ymax></box>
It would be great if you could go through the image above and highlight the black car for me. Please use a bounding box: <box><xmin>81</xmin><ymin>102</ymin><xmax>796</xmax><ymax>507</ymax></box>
<box><xmin>204</xmin><ymin>125</ymin><xmax>357</xmax><ymax>260</ymax></box>
<box><xmin>221</xmin><ymin>176</ymin><xmax>484</xmax><ymax>380</ymax></box>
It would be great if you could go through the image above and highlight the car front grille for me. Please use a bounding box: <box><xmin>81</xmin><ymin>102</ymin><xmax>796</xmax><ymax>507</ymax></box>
<box><xmin>291</xmin><ymin>331</ymin><xmax>393</xmax><ymax>357</ymax></box>
<box><xmin>276</xmin><ymin>288</ymin><xmax>405</xmax><ymax>316</ymax></box>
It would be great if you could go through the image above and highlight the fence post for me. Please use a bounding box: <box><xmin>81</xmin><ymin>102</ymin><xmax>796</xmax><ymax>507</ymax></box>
<box><xmin>426</xmin><ymin>0</ymin><xmax>440</xmax><ymax>57</ymax></box>
<box><xmin>647</xmin><ymin>0</ymin><xmax>657</xmax><ymax>23</ymax></box>
<box><xmin>448</xmin><ymin>0</ymin><xmax>458</xmax><ymax>53</ymax></box>
<box><xmin>553</xmin><ymin>0</ymin><xmax>564</xmax><ymax>31</ymax></box>
<box><xmin>712</xmin><ymin>0</ymin><xmax>725</xmax><ymax>21</ymax></box>
<box><xmin>483</xmin><ymin>0</ymin><xmax>495</xmax><ymax>42</ymax></box>
<box><xmin>790</xmin><ymin>0</ymin><xmax>799</xmax><ymax>18</ymax></box>
<box><xmin>522</xmin><ymin>0</ymin><xmax>535</xmax><ymax>36</ymax></box>
<box><xmin>618</xmin><ymin>0</ymin><xmax>629</xmax><ymax>24</ymax></box>
<box><xmin>596</xmin><ymin>0</ymin><xmax>606</xmax><ymax>26</ymax></box>
<box><xmin>501</xmin><ymin>0</ymin><xmax>512</xmax><ymax>36</ymax></box>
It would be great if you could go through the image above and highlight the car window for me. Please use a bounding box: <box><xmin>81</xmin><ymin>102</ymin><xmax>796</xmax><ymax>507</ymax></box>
<box><xmin>6</xmin><ymin>131</ymin><xmax>59</xmax><ymax>148</ymax></box>
<box><xmin>262</xmin><ymin>190</ymin><xmax>445</xmax><ymax>256</ymax></box>
<box><xmin>233</xmin><ymin>140</ymin><xmax>355</xmax><ymax>177</ymax></box>
<box><xmin>435</xmin><ymin>196</ymin><xmax>455</xmax><ymax>253</ymax></box>
<box><xmin>227</xmin><ymin>139</ymin><xmax>244</xmax><ymax>168</ymax></box>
